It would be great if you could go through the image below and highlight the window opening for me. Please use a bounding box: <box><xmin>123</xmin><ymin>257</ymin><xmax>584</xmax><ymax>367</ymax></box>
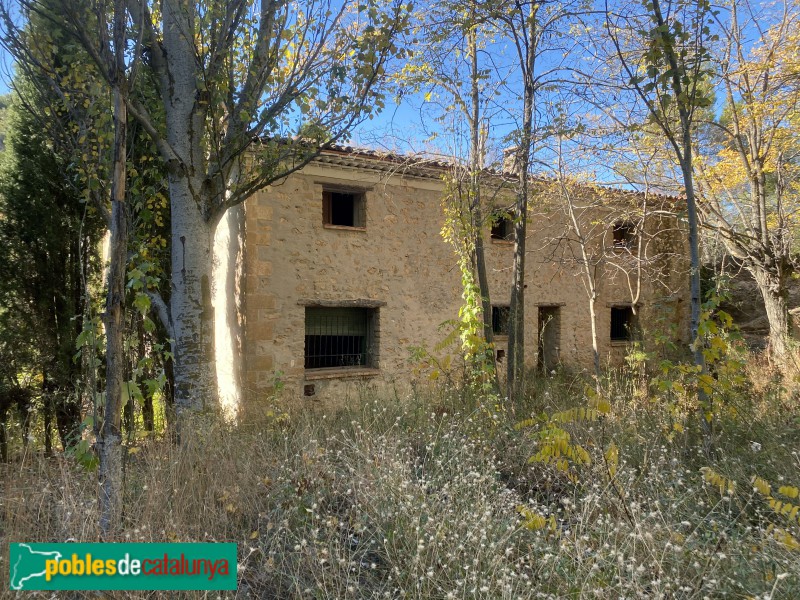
<box><xmin>492</xmin><ymin>305</ymin><xmax>510</xmax><ymax>336</ymax></box>
<box><xmin>491</xmin><ymin>211</ymin><xmax>514</xmax><ymax>241</ymax></box>
<box><xmin>305</xmin><ymin>307</ymin><xmax>375</xmax><ymax>368</ymax></box>
<box><xmin>323</xmin><ymin>190</ymin><xmax>366</xmax><ymax>228</ymax></box>
<box><xmin>613</xmin><ymin>220</ymin><xmax>636</xmax><ymax>249</ymax></box>
<box><xmin>610</xmin><ymin>306</ymin><xmax>638</xmax><ymax>341</ymax></box>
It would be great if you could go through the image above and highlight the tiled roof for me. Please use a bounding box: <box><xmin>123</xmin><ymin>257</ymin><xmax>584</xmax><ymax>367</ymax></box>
<box><xmin>268</xmin><ymin>138</ymin><xmax>681</xmax><ymax>202</ymax></box>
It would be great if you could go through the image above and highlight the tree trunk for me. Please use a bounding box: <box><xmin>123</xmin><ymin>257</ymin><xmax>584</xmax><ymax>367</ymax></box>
<box><xmin>98</xmin><ymin>102</ymin><xmax>126</xmax><ymax>536</ymax></box>
<box><xmin>0</xmin><ymin>408</ymin><xmax>7</xmax><ymax>462</ymax></box>
<box><xmin>42</xmin><ymin>377</ymin><xmax>52</xmax><ymax>456</ymax></box>
<box><xmin>169</xmin><ymin>186</ymin><xmax>216</xmax><ymax>413</ymax></box>
<box><xmin>751</xmin><ymin>265</ymin><xmax>791</xmax><ymax>362</ymax></box>
<box><xmin>98</xmin><ymin>6</ymin><xmax>128</xmax><ymax>536</ymax></box>
<box><xmin>506</xmin><ymin>164</ymin><xmax>529</xmax><ymax>401</ymax></box>
<box><xmin>214</xmin><ymin>168</ymin><xmax>245</xmax><ymax>419</ymax></box>
<box><xmin>680</xmin><ymin>129</ymin><xmax>712</xmax><ymax>447</ymax></box>
<box><xmin>589</xmin><ymin>294</ymin><xmax>601</xmax><ymax>379</ymax></box>
<box><xmin>506</xmin><ymin>3</ymin><xmax>536</xmax><ymax>403</ymax></box>
<box><xmin>161</xmin><ymin>0</ymin><xmax>218</xmax><ymax>413</ymax></box>
<box><xmin>467</xmin><ymin>23</ymin><xmax>497</xmax><ymax>389</ymax></box>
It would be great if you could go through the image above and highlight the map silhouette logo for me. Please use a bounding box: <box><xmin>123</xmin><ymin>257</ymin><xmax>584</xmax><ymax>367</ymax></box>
<box><xmin>7</xmin><ymin>542</ymin><xmax>237</xmax><ymax>591</ymax></box>
<box><xmin>9</xmin><ymin>543</ymin><xmax>63</xmax><ymax>590</ymax></box>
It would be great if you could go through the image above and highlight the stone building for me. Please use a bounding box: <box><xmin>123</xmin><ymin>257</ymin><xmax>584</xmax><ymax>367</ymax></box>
<box><xmin>236</xmin><ymin>147</ymin><xmax>689</xmax><ymax>407</ymax></box>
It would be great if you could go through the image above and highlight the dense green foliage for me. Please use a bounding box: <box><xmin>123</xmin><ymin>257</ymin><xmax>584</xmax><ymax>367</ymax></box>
<box><xmin>0</xmin><ymin>86</ymin><xmax>104</xmax><ymax>456</ymax></box>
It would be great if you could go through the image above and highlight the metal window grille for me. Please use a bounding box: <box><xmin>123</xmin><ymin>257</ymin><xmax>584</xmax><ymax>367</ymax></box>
<box><xmin>305</xmin><ymin>307</ymin><xmax>372</xmax><ymax>368</ymax></box>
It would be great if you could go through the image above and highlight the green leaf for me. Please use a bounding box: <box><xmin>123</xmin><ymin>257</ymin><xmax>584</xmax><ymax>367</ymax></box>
<box><xmin>121</xmin><ymin>380</ymin><xmax>144</xmax><ymax>408</ymax></box>
<box><xmin>134</xmin><ymin>292</ymin><xmax>151</xmax><ymax>315</ymax></box>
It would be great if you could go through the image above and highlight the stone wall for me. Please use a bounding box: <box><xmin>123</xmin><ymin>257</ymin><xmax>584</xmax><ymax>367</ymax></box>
<box><xmin>240</xmin><ymin>158</ymin><xmax>689</xmax><ymax>410</ymax></box>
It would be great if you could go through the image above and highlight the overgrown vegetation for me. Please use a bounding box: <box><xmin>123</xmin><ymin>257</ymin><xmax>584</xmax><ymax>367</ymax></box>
<box><xmin>0</xmin><ymin>0</ymin><xmax>797</xmax><ymax>595</ymax></box>
<box><xmin>4</xmin><ymin>351</ymin><xmax>800</xmax><ymax>598</ymax></box>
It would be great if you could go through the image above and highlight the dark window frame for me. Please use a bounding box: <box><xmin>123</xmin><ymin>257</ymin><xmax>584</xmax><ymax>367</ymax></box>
<box><xmin>322</xmin><ymin>189</ymin><xmax>366</xmax><ymax>229</ymax></box>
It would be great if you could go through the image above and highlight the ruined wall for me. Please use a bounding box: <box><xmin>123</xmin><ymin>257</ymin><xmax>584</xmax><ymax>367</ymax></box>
<box><xmin>241</xmin><ymin>160</ymin><xmax>689</xmax><ymax>410</ymax></box>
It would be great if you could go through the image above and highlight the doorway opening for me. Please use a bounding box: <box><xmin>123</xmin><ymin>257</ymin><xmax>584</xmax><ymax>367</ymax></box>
<box><xmin>537</xmin><ymin>306</ymin><xmax>561</xmax><ymax>372</ymax></box>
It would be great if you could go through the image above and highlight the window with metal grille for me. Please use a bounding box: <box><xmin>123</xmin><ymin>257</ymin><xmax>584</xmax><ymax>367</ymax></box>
<box><xmin>323</xmin><ymin>190</ymin><xmax>366</xmax><ymax>228</ymax></box>
<box><xmin>610</xmin><ymin>306</ymin><xmax>638</xmax><ymax>341</ymax></box>
<box><xmin>305</xmin><ymin>307</ymin><xmax>376</xmax><ymax>369</ymax></box>
<box><xmin>492</xmin><ymin>305</ymin><xmax>510</xmax><ymax>336</ymax></box>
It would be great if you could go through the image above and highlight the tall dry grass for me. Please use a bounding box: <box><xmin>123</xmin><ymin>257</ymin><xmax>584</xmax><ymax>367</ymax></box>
<box><xmin>2</xmin><ymin>363</ymin><xmax>800</xmax><ymax>599</ymax></box>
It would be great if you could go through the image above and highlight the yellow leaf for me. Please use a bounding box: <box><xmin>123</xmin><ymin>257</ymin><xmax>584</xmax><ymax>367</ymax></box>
<box><xmin>604</xmin><ymin>442</ymin><xmax>619</xmax><ymax>478</ymax></box>
<box><xmin>752</xmin><ymin>476</ymin><xmax>772</xmax><ymax>496</ymax></box>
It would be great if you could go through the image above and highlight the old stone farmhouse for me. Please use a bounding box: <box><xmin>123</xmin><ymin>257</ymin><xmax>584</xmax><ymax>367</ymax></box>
<box><xmin>231</xmin><ymin>146</ymin><xmax>689</xmax><ymax>408</ymax></box>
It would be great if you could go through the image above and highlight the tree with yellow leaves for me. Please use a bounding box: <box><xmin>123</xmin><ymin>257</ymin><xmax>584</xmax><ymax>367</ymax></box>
<box><xmin>696</xmin><ymin>0</ymin><xmax>800</xmax><ymax>363</ymax></box>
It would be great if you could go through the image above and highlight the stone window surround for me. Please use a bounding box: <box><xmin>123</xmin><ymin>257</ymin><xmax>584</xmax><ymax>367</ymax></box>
<box><xmin>299</xmin><ymin>299</ymin><xmax>385</xmax><ymax>379</ymax></box>
<box><xmin>318</xmin><ymin>182</ymin><xmax>372</xmax><ymax>231</ymax></box>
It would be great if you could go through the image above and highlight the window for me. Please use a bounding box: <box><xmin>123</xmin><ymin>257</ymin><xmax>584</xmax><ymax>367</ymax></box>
<box><xmin>610</xmin><ymin>306</ymin><xmax>639</xmax><ymax>342</ymax></box>
<box><xmin>492</xmin><ymin>305</ymin><xmax>510</xmax><ymax>337</ymax></box>
<box><xmin>323</xmin><ymin>190</ymin><xmax>366</xmax><ymax>228</ymax></box>
<box><xmin>612</xmin><ymin>220</ymin><xmax>636</xmax><ymax>249</ymax></box>
<box><xmin>305</xmin><ymin>307</ymin><xmax>376</xmax><ymax>369</ymax></box>
<box><xmin>491</xmin><ymin>211</ymin><xmax>514</xmax><ymax>241</ymax></box>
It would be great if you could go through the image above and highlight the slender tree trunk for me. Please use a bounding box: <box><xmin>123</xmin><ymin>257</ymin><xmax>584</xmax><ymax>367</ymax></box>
<box><xmin>0</xmin><ymin>408</ymin><xmax>7</xmax><ymax>462</ymax></box>
<box><xmin>751</xmin><ymin>265</ymin><xmax>791</xmax><ymax>362</ymax></box>
<box><xmin>506</xmin><ymin>4</ymin><xmax>536</xmax><ymax>402</ymax></box>
<box><xmin>98</xmin><ymin>4</ymin><xmax>128</xmax><ymax>536</ymax></box>
<box><xmin>560</xmin><ymin>172</ymin><xmax>601</xmax><ymax>381</ymax></box>
<box><xmin>589</xmin><ymin>294</ymin><xmax>601</xmax><ymax>378</ymax></box>
<box><xmin>506</xmin><ymin>158</ymin><xmax>529</xmax><ymax>400</ymax></box>
<box><xmin>475</xmin><ymin>221</ymin><xmax>492</xmax><ymax>343</ymax></box>
<box><xmin>681</xmin><ymin>162</ymin><xmax>704</xmax><ymax>366</ymax></box>
<box><xmin>680</xmin><ymin>132</ymin><xmax>712</xmax><ymax>446</ymax></box>
<box><xmin>467</xmin><ymin>23</ymin><xmax>497</xmax><ymax>389</ymax></box>
<box><xmin>138</xmin><ymin>318</ymin><xmax>155</xmax><ymax>432</ymax></box>
<box><xmin>42</xmin><ymin>372</ymin><xmax>52</xmax><ymax>456</ymax></box>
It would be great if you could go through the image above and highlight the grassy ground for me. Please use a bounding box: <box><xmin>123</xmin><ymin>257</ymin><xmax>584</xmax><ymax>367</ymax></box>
<box><xmin>3</xmin><ymin>356</ymin><xmax>800</xmax><ymax>599</ymax></box>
